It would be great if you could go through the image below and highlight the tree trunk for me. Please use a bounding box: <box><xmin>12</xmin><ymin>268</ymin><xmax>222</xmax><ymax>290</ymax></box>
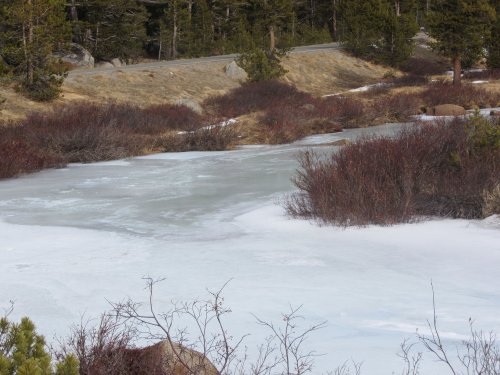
<box><xmin>395</xmin><ymin>1</ymin><xmax>401</xmax><ymax>16</ymax></box>
<box><xmin>70</xmin><ymin>0</ymin><xmax>80</xmax><ymax>42</ymax></box>
<box><xmin>70</xmin><ymin>0</ymin><xmax>78</xmax><ymax>21</ymax></box>
<box><xmin>27</xmin><ymin>0</ymin><xmax>34</xmax><ymax>86</ymax></box>
<box><xmin>269</xmin><ymin>25</ymin><xmax>276</xmax><ymax>50</ymax></box>
<box><xmin>332</xmin><ymin>0</ymin><xmax>338</xmax><ymax>41</ymax></box>
<box><xmin>172</xmin><ymin>9</ymin><xmax>178</xmax><ymax>59</ymax></box>
<box><xmin>452</xmin><ymin>54</ymin><xmax>461</xmax><ymax>85</ymax></box>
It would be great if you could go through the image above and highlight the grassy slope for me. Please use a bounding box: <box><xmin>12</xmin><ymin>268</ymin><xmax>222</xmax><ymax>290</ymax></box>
<box><xmin>0</xmin><ymin>49</ymin><xmax>389</xmax><ymax>121</ymax></box>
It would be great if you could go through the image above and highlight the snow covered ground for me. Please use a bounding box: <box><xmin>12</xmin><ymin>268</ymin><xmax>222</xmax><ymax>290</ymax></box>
<box><xmin>1</xmin><ymin>123</ymin><xmax>499</xmax><ymax>374</ymax></box>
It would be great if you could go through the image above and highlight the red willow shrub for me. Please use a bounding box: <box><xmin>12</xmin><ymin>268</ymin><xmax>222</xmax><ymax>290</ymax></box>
<box><xmin>0</xmin><ymin>140</ymin><xmax>64</xmax><ymax>179</ymax></box>
<box><xmin>421</xmin><ymin>82</ymin><xmax>500</xmax><ymax>109</ymax></box>
<box><xmin>204</xmin><ymin>80</ymin><xmax>314</xmax><ymax>118</ymax></box>
<box><xmin>0</xmin><ymin>102</ymin><xmax>227</xmax><ymax>179</ymax></box>
<box><xmin>371</xmin><ymin>93</ymin><xmax>421</xmax><ymax>123</ymax></box>
<box><xmin>285</xmin><ymin>116</ymin><xmax>500</xmax><ymax>226</ymax></box>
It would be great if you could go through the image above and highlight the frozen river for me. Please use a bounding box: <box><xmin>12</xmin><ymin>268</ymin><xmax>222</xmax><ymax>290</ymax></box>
<box><xmin>1</xmin><ymin>123</ymin><xmax>499</xmax><ymax>374</ymax></box>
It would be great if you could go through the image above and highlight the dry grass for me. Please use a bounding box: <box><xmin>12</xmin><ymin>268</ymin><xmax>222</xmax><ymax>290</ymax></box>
<box><xmin>0</xmin><ymin>49</ymin><xmax>390</xmax><ymax>121</ymax></box>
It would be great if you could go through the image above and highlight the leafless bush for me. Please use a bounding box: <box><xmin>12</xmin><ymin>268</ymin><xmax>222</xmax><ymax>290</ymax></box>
<box><xmin>417</xmin><ymin>284</ymin><xmax>500</xmax><ymax>375</ymax></box>
<box><xmin>252</xmin><ymin>306</ymin><xmax>327</xmax><ymax>375</ymax></box>
<box><xmin>61</xmin><ymin>278</ymin><xmax>329</xmax><ymax>375</ymax></box>
<box><xmin>63</xmin><ymin>314</ymin><xmax>138</xmax><ymax>375</ymax></box>
<box><xmin>204</xmin><ymin>81</ymin><xmax>314</xmax><ymax>119</ymax></box>
<box><xmin>397</xmin><ymin>340</ymin><xmax>422</xmax><ymax>375</ymax></box>
<box><xmin>421</xmin><ymin>82</ymin><xmax>500</xmax><ymax>109</ymax></box>
<box><xmin>328</xmin><ymin>361</ymin><xmax>363</xmax><ymax>375</ymax></box>
<box><xmin>372</xmin><ymin>94</ymin><xmax>421</xmax><ymax>122</ymax></box>
<box><xmin>285</xmin><ymin>117</ymin><xmax>499</xmax><ymax>226</ymax></box>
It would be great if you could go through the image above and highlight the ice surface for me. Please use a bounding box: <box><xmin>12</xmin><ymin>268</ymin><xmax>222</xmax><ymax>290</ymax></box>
<box><xmin>1</xmin><ymin>123</ymin><xmax>499</xmax><ymax>374</ymax></box>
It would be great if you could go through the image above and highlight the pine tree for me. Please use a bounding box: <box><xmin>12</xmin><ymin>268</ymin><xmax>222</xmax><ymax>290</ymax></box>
<box><xmin>1</xmin><ymin>0</ymin><xmax>69</xmax><ymax>100</ymax></box>
<box><xmin>77</xmin><ymin>0</ymin><xmax>148</xmax><ymax>61</ymax></box>
<box><xmin>338</xmin><ymin>0</ymin><xmax>388</xmax><ymax>59</ymax></box>
<box><xmin>486</xmin><ymin>1</ymin><xmax>499</xmax><ymax>68</ymax></box>
<box><xmin>0</xmin><ymin>316</ymin><xmax>78</xmax><ymax>375</ymax></box>
<box><xmin>380</xmin><ymin>3</ymin><xmax>418</xmax><ymax>66</ymax></box>
<box><xmin>426</xmin><ymin>0</ymin><xmax>495</xmax><ymax>85</ymax></box>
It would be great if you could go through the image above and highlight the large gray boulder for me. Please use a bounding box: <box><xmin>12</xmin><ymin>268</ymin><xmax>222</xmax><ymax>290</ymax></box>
<box><xmin>225</xmin><ymin>61</ymin><xmax>247</xmax><ymax>81</ymax></box>
<box><xmin>56</xmin><ymin>43</ymin><xmax>94</xmax><ymax>69</ymax></box>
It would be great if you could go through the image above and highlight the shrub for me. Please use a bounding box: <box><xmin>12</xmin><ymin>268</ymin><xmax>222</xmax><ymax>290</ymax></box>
<box><xmin>161</xmin><ymin>125</ymin><xmax>239</xmax><ymax>152</ymax></box>
<box><xmin>0</xmin><ymin>102</ymin><xmax>218</xmax><ymax>178</ymax></box>
<box><xmin>421</xmin><ymin>82</ymin><xmax>500</xmax><ymax>109</ymax></box>
<box><xmin>400</xmin><ymin>57</ymin><xmax>447</xmax><ymax>76</ymax></box>
<box><xmin>371</xmin><ymin>93</ymin><xmax>421</xmax><ymax>122</ymax></box>
<box><xmin>317</xmin><ymin>96</ymin><xmax>368</xmax><ymax>128</ymax></box>
<box><xmin>286</xmin><ymin>116</ymin><xmax>500</xmax><ymax>226</ymax></box>
<box><xmin>0</xmin><ymin>140</ymin><xmax>64</xmax><ymax>179</ymax></box>
<box><xmin>0</xmin><ymin>313</ymin><xmax>78</xmax><ymax>375</ymax></box>
<box><xmin>205</xmin><ymin>80</ymin><xmax>313</xmax><ymax>118</ymax></box>
<box><xmin>391</xmin><ymin>74</ymin><xmax>429</xmax><ymax>87</ymax></box>
<box><xmin>236</xmin><ymin>47</ymin><xmax>288</xmax><ymax>82</ymax></box>
<box><xmin>20</xmin><ymin>75</ymin><xmax>64</xmax><ymax>102</ymax></box>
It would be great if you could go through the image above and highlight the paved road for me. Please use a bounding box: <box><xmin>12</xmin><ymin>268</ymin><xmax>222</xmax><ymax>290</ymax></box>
<box><xmin>68</xmin><ymin>43</ymin><xmax>340</xmax><ymax>77</ymax></box>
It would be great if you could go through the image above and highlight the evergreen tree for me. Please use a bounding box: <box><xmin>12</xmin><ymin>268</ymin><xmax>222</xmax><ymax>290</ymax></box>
<box><xmin>426</xmin><ymin>0</ymin><xmax>495</xmax><ymax>84</ymax></box>
<box><xmin>0</xmin><ymin>316</ymin><xmax>78</xmax><ymax>375</ymax></box>
<box><xmin>77</xmin><ymin>0</ymin><xmax>148</xmax><ymax>61</ymax></box>
<box><xmin>0</xmin><ymin>0</ymin><xmax>69</xmax><ymax>100</ymax></box>
<box><xmin>338</xmin><ymin>0</ymin><xmax>388</xmax><ymax>59</ymax></box>
<box><xmin>380</xmin><ymin>5</ymin><xmax>418</xmax><ymax>66</ymax></box>
<box><xmin>486</xmin><ymin>1</ymin><xmax>499</xmax><ymax>68</ymax></box>
<box><xmin>237</xmin><ymin>46</ymin><xmax>288</xmax><ymax>81</ymax></box>
<box><xmin>251</xmin><ymin>0</ymin><xmax>295</xmax><ymax>50</ymax></box>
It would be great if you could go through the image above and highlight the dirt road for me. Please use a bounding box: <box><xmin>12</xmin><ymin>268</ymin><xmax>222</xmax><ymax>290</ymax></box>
<box><xmin>68</xmin><ymin>43</ymin><xmax>341</xmax><ymax>77</ymax></box>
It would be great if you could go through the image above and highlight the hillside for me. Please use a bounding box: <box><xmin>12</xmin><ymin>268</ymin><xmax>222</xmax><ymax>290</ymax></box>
<box><xmin>0</xmin><ymin>48</ymin><xmax>390</xmax><ymax>121</ymax></box>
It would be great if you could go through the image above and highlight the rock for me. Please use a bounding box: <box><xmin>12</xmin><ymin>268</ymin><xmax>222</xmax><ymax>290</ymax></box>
<box><xmin>55</xmin><ymin>43</ymin><xmax>94</xmax><ymax>69</ymax></box>
<box><xmin>225</xmin><ymin>61</ymin><xmax>247</xmax><ymax>80</ymax></box>
<box><xmin>111</xmin><ymin>58</ymin><xmax>126</xmax><ymax>68</ymax></box>
<box><xmin>95</xmin><ymin>61</ymin><xmax>114</xmax><ymax>69</ymax></box>
<box><xmin>122</xmin><ymin>341</ymin><xmax>219</xmax><ymax>375</ymax></box>
<box><xmin>174</xmin><ymin>99</ymin><xmax>203</xmax><ymax>114</ymax></box>
<box><xmin>427</xmin><ymin>104</ymin><xmax>466</xmax><ymax>116</ymax></box>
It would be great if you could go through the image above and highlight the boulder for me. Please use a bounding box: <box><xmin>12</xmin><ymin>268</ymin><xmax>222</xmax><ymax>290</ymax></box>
<box><xmin>55</xmin><ymin>43</ymin><xmax>94</xmax><ymax>69</ymax></box>
<box><xmin>111</xmin><ymin>58</ymin><xmax>126</xmax><ymax>68</ymax></box>
<box><xmin>225</xmin><ymin>61</ymin><xmax>247</xmax><ymax>81</ymax></box>
<box><xmin>427</xmin><ymin>104</ymin><xmax>466</xmax><ymax>116</ymax></box>
<box><xmin>174</xmin><ymin>99</ymin><xmax>203</xmax><ymax>114</ymax></box>
<box><xmin>95</xmin><ymin>61</ymin><xmax>114</xmax><ymax>69</ymax></box>
<box><xmin>121</xmin><ymin>341</ymin><xmax>219</xmax><ymax>375</ymax></box>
